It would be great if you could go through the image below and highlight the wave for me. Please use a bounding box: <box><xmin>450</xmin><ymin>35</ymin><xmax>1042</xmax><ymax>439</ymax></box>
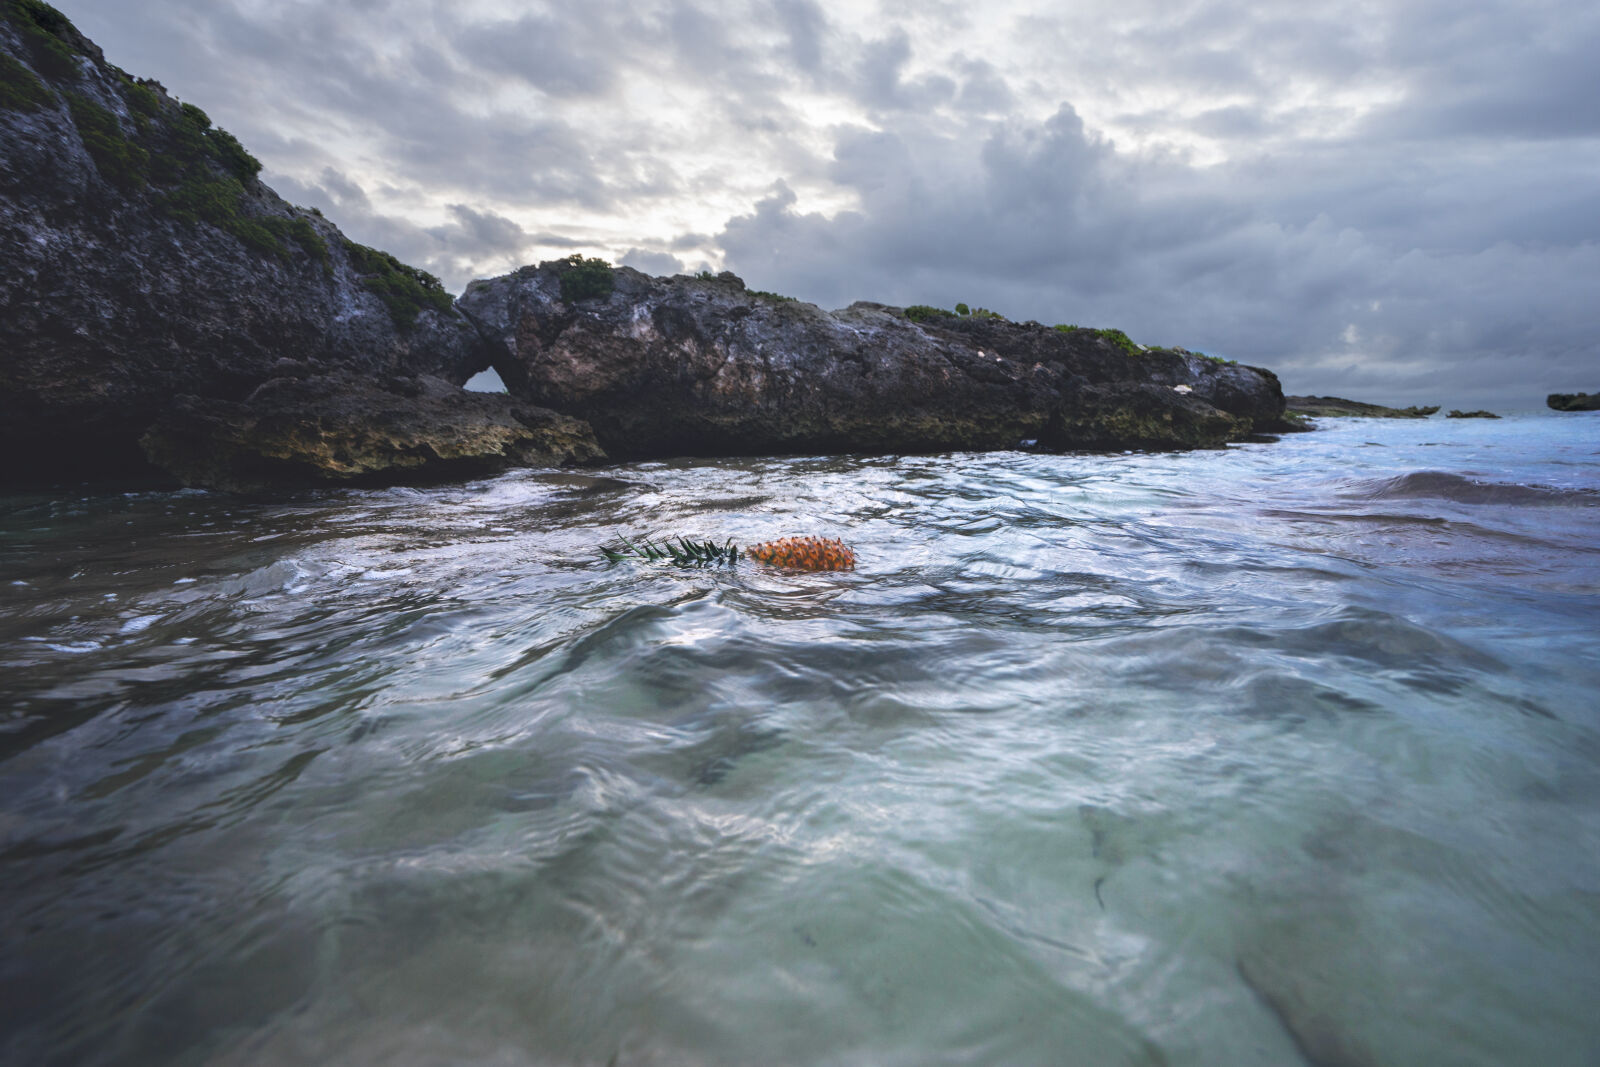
<box><xmin>1347</xmin><ymin>471</ymin><xmax>1599</xmax><ymax>507</ymax></box>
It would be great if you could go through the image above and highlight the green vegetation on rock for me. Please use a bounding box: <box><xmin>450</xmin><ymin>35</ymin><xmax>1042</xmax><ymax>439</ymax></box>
<box><xmin>66</xmin><ymin>91</ymin><xmax>148</xmax><ymax>188</ymax></box>
<box><xmin>344</xmin><ymin>240</ymin><xmax>453</xmax><ymax>326</ymax></box>
<box><xmin>749</xmin><ymin>289</ymin><xmax>795</xmax><ymax>303</ymax></box>
<box><xmin>557</xmin><ymin>255</ymin><xmax>615</xmax><ymax>303</ymax></box>
<box><xmin>0</xmin><ymin>49</ymin><xmax>52</xmax><ymax>110</ymax></box>
<box><xmin>6</xmin><ymin>0</ymin><xmax>82</xmax><ymax>79</ymax></box>
<box><xmin>119</xmin><ymin>75</ymin><xmax>161</xmax><ymax>123</ymax></box>
<box><xmin>1056</xmin><ymin>324</ymin><xmax>1139</xmax><ymax>355</ymax></box>
<box><xmin>907</xmin><ymin>302</ymin><xmax>1007</xmax><ymax>323</ymax></box>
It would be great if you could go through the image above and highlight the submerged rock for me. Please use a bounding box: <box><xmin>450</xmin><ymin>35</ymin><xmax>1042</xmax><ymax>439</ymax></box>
<box><xmin>458</xmin><ymin>263</ymin><xmax>1285</xmax><ymax>458</ymax></box>
<box><xmin>139</xmin><ymin>374</ymin><xmax>603</xmax><ymax>493</ymax></box>
<box><xmin>1547</xmin><ymin>392</ymin><xmax>1600</xmax><ymax>412</ymax></box>
<box><xmin>0</xmin><ymin>6</ymin><xmax>497</xmax><ymax>484</ymax></box>
<box><xmin>1286</xmin><ymin>396</ymin><xmax>1440</xmax><ymax>418</ymax></box>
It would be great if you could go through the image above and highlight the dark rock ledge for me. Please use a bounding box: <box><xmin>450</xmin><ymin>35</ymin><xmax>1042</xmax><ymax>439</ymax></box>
<box><xmin>141</xmin><ymin>374</ymin><xmax>602</xmax><ymax>494</ymax></box>
<box><xmin>1547</xmin><ymin>392</ymin><xmax>1600</xmax><ymax>412</ymax></box>
<box><xmin>459</xmin><ymin>264</ymin><xmax>1288</xmax><ymax>461</ymax></box>
<box><xmin>1286</xmin><ymin>396</ymin><xmax>1440</xmax><ymax>418</ymax></box>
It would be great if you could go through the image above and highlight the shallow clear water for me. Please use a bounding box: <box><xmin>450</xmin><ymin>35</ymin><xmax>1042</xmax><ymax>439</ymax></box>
<box><xmin>2</xmin><ymin>413</ymin><xmax>1598</xmax><ymax>1066</ymax></box>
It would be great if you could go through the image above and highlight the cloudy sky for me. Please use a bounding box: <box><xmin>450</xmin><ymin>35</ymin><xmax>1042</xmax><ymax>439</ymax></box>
<box><xmin>66</xmin><ymin>0</ymin><xmax>1599</xmax><ymax>405</ymax></box>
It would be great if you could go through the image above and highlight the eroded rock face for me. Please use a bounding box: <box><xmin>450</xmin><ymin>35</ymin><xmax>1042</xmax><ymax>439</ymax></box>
<box><xmin>458</xmin><ymin>264</ymin><xmax>1286</xmax><ymax>459</ymax></box>
<box><xmin>140</xmin><ymin>374</ymin><xmax>604</xmax><ymax>493</ymax></box>
<box><xmin>0</xmin><ymin>9</ymin><xmax>493</xmax><ymax>483</ymax></box>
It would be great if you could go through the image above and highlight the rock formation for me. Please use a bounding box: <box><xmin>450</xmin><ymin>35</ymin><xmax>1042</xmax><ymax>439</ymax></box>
<box><xmin>1286</xmin><ymin>396</ymin><xmax>1439</xmax><ymax>418</ymax></box>
<box><xmin>1547</xmin><ymin>392</ymin><xmax>1600</xmax><ymax>412</ymax></box>
<box><xmin>140</xmin><ymin>373</ymin><xmax>602</xmax><ymax>493</ymax></box>
<box><xmin>459</xmin><ymin>263</ymin><xmax>1287</xmax><ymax>459</ymax></box>
<box><xmin>0</xmin><ymin>3</ymin><xmax>597</xmax><ymax>487</ymax></box>
<box><xmin>1445</xmin><ymin>410</ymin><xmax>1500</xmax><ymax>419</ymax></box>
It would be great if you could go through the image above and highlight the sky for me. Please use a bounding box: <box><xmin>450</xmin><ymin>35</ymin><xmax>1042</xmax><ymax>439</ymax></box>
<box><xmin>63</xmin><ymin>0</ymin><xmax>1600</xmax><ymax>406</ymax></box>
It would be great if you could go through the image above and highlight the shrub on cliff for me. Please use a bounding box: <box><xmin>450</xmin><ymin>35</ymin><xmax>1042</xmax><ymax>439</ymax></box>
<box><xmin>66</xmin><ymin>91</ymin><xmax>149</xmax><ymax>188</ymax></box>
<box><xmin>1056</xmin><ymin>324</ymin><xmax>1139</xmax><ymax>355</ymax></box>
<box><xmin>557</xmin><ymin>255</ymin><xmax>614</xmax><ymax>302</ymax></box>
<box><xmin>0</xmin><ymin>50</ymin><xmax>52</xmax><ymax>110</ymax></box>
<box><xmin>908</xmin><ymin>303</ymin><xmax>1006</xmax><ymax>323</ymax></box>
<box><xmin>345</xmin><ymin>240</ymin><xmax>453</xmax><ymax>326</ymax></box>
<box><xmin>6</xmin><ymin>0</ymin><xmax>82</xmax><ymax>79</ymax></box>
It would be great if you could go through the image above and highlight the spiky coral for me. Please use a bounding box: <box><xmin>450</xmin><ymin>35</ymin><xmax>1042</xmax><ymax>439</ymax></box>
<box><xmin>746</xmin><ymin>536</ymin><xmax>855</xmax><ymax>571</ymax></box>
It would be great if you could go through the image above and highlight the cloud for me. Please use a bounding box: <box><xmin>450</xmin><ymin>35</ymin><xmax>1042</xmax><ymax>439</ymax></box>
<box><xmin>619</xmin><ymin>248</ymin><xmax>688</xmax><ymax>275</ymax></box>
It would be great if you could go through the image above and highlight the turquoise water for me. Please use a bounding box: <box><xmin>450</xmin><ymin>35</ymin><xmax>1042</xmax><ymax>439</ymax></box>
<box><xmin>2</xmin><ymin>413</ymin><xmax>1598</xmax><ymax>1065</ymax></box>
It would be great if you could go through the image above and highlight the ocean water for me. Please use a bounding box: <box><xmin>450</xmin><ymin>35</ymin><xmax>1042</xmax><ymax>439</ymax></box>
<box><xmin>1</xmin><ymin>412</ymin><xmax>1598</xmax><ymax>1066</ymax></box>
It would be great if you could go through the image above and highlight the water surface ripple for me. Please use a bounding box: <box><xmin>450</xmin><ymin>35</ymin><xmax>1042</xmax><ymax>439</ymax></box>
<box><xmin>2</xmin><ymin>414</ymin><xmax>1598</xmax><ymax>1065</ymax></box>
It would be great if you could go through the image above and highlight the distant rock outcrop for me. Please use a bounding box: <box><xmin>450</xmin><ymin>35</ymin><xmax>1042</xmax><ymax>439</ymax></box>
<box><xmin>1547</xmin><ymin>392</ymin><xmax>1600</xmax><ymax>412</ymax></box>
<box><xmin>459</xmin><ymin>263</ymin><xmax>1287</xmax><ymax>459</ymax></box>
<box><xmin>1445</xmin><ymin>410</ymin><xmax>1500</xmax><ymax>419</ymax></box>
<box><xmin>1286</xmin><ymin>396</ymin><xmax>1439</xmax><ymax>418</ymax></box>
<box><xmin>0</xmin><ymin>4</ymin><xmax>594</xmax><ymax>487</ymax></box>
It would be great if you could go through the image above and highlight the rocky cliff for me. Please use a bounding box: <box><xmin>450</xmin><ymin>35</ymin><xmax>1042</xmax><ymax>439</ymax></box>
<box><xmin>0</xmin><ymin>2</ymin><xmax>595</xmax><ymax>486</ymax></box>
<box><xmin>459</xmin><ymin>263</ymin><xmax>1287</xmax><ymax>459</ymax></box>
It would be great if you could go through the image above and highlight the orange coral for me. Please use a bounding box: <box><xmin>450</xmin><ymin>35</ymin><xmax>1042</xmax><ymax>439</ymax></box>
<box><xmin>745</xmin><ymin>536</ymin><xmax>855</xmax><ymax>571</ymax></box>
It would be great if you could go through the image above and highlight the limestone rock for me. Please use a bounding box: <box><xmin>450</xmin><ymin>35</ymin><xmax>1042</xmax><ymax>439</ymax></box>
<box><xmin>139</xmin><ymin>374</ymin><xmax>604</xmax><ymax>492</ymax></box>
<box><xmin>458</xmin><ymin>263</ymin><xmax>1285</xmax><ymax>459</ymax></box>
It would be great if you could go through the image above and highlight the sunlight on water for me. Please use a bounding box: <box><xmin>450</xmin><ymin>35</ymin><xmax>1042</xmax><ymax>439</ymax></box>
<box><xmin>2</xmin><ymin>414</ymin><xmax>1598</xmax><ymax>1065</ymax></box>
